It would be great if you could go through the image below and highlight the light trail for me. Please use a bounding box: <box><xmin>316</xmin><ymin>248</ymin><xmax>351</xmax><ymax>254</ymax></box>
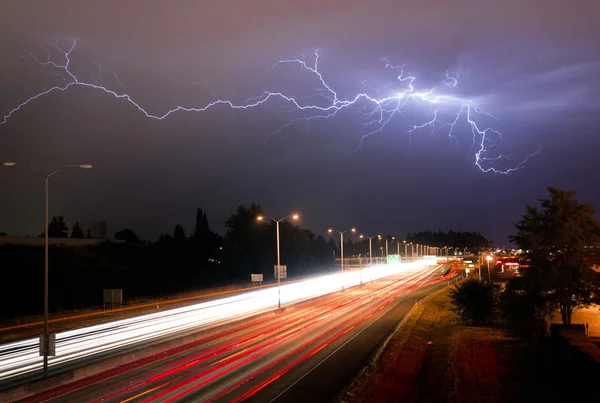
<box><xmin>1</xmin><ymin>40</ymin><xmax>538</xmax><ymax>173</ymax></box>
<box><xmin>0</xmin><ymin>260</ymin><xmax>429</xmax><ymax>383</ymax></box>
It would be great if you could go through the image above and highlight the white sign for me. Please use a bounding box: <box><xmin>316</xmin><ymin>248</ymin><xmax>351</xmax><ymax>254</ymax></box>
<box><xmin>251</xmin><ymin>274</ymin><xmax>263</xmax><ymax>282</ymax></box>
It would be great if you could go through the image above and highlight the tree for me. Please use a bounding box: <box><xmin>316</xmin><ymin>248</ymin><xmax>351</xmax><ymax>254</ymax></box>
<box><xmin>327</xmin><ymin>237</ymin><xmax>339</xmax><ymax>258</ymax></box>
<box><xmin>225</xmin><ymin>204</ymin><xmax>264</xmax><ymax>252</ymax></box>
<box><xmin>48</xmin><ymin>215</ymin><xmax>69</xmax><ymax>238</ymax></box>
<box><xmin>0</xmin><ymin>232</ymin><xmax>6</xmax><ymax>236</ymax></box>
<box><xmin>500</xmin><ymin>275</ymin><xmax>549</xmax><ymax>342</ymax></box>
<box><xmin>510</xmin><ymin>187</ymin><xmax>600</xmax><ymax>325</ymax></box>
<box><xmin>71</xmin><ymin>222</ymin><xmax>85</xmax><ymax>239</ymax></box>
<box><xmin>114</xmin><ymin>228</ymin><xmax>140</xmax><ymax>244</ymax></box>
<box><xmin>449</xmin><ymin>279</ymin><xmax>498</xmax><ymax>325</ymax></box>
<box><xmin>193</xmin><ymin>208</ymin><xmax>211</xmax><ymax>240</ymax></box>
<box><xmin>173</xmin><ymin>224</ymin><xmax>186</xmax><ymax>242</ymax></box>
<box><xmin>158</xmin><ymin>232</ymin><xmax>173</xmax><ymax>243</ymax></box>
<box><xmin>86</xmin><ymin>229</ymin><xmax>93</xmax><ymax>239</ymax></box>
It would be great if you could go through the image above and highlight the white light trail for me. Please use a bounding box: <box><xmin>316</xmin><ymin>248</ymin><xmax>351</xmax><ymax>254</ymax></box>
<box><xmin>0</xmin><ymin>260</ymin><xmax>431</xmax><ymax>382</ymax></box>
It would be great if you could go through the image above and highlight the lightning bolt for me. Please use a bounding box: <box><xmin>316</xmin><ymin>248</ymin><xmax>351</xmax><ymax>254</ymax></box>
<box><xmin>1</xmin><ymin>39</ymin><xmax>538</xmax><ymax>174</ymax></box>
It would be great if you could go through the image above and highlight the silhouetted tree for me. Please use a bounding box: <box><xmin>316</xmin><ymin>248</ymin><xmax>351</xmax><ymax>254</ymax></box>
<box><xmin>327</xmin><ymin>237</ymin><xmax>339</xmax><ymax>258</ymax></box>
<box><xmin>510</xmin><ymin>187</ymin><xmax>600</xmax><ymax>325</ymax></box>
<box><xmin>48</xmin><ymin>216</ymin><xmax>69</xmax><ymax>238</ymax></box>
<box><xmin>173</xmin><ymin>224</ymin><xmax>186</xmax><ymax>242</ymax></box>
<box><xmin>71</xmin><ymin>222</ymin><xmax>85</xmax><ymax>239</ymax></box>
<box><xmin>158</xmin><ymin>233</ymin><xmax>173</xmax><ymax>243</ymax></box>
<box><xmin>225</xmin><ymin>204</ymin><xmax>264</xmax><ymax>252</ymax></box>
<box><xmin>114</xmin><ymin>228</ymin><xmax>140</xmax><ymax>244</ymax></box>
<box><xmin>86</xmin><ymin>229</ymin><xmax>93</xmax><ymax>239</ymax></box>
<box><xmin>0</xmin><ymin>232</ymin><xmax>6</xmax><ymax>236</ymax></box>
<box><xmin>193</xmin><ymin>208</ymin><xmax>211</xmax><ymax>240</ymax></box>
<box><xmin>405</xmin><ymin>230</ymin><xmax>491</xmax><ymax>250</ymax></box>
<box><xmin>450</xmin><ymin>279</ymin><xmax>498</xmax><ymax>325</ymax></box>
<box><xmin>500</xmin><ymin>275</ymin><xmax>549</xmax><ymax>342</ymax></box>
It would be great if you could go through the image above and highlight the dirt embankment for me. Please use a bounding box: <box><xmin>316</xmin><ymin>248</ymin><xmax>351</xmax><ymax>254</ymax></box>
<box><xmin>341</xmin><ymin>288</ymin><xmax>593</xmax><ymax>403</ymax></box>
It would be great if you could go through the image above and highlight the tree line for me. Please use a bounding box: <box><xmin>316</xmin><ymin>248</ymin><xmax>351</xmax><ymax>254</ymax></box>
<box><xmin>0</xmin><ymin>203</ymin><xmax>495</xmax><ymax>321</ymax></box>
<box><xmin>405</xmin><ymin>230</ymin><xmax>491</xmax><ymax>249</ymax></box>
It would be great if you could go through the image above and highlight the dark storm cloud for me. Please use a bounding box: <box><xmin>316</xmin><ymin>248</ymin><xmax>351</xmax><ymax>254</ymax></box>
<box><xmin>1</xmin><ymin>0</ymin><xmax>599</xmax><ymax>244</ymax></box>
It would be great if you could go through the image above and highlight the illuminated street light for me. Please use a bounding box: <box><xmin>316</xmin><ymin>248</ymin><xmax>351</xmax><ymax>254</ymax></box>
<box><xmin>486</xmin><ymin>255</ymin><xmax>493</xmax><ymax>282</ymax></box>
<box><xmin>257</xmin><ymin>213</ymin><xmax>299</xmax><ymax>309</ymax></box>
<box><xmin>329</xmin><ymin>227</ymin><xmax>356</xmax><ymax>290</ymax></box>
<box><xmin>377</xmin><ymin>235</ymin><xmax>389</xmax><ymax>259</ymax></box>
<box><xmin>359</xmin><ymin>234</ymin><xmax>377</xmax><ymax>265</ymax></box>
<box><xmin>391</xmin><ymin>236</ymin><xmax>401</xmax><ymax>255</ymax></box>
<box><xmin>3</xmin><ymin>162</ymin><xmax>92</xmax><ymax>376</ymax></box>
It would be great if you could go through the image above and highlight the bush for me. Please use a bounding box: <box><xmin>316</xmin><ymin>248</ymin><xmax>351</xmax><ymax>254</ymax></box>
<box><xmin>449</xmin><ymin>279</ymin><xmax>497</xmax><ymax>325</ymax></box>
<box><xmin>499</xmin><ymin>277</ymin><xmax>548</xmax><ymax>342</ymax></box>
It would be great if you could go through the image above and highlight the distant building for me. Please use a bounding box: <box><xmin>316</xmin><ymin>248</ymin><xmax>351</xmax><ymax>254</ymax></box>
<box><xmin>82</xmin><ymin>220</ymin><xmax>108</xmax><ymax>239</ymax></box>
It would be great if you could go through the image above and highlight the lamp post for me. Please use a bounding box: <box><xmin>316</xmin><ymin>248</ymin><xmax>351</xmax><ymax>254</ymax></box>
<box><xmin>3</xmin><ymin>162</ymin><xmax>92</xmax><ymax>376</ymax></box>
<box><xmin>403</xmin><ymin>240</ymin><xmax>407</xmax><ymax>257</ymax></box>
<box><xmin>329</xmin><ymin>227</ymin><xmax>356</xmax><ymax>290</ymax></box>
<box><xmin>391</xmin><ymin>236</ymin><xmax>401</xmax><ymax>255</ymax></box>
<box><xmin>257</xmin><ymin>213</ymin><xmax>299</xmax><ymax>309</ymax></box>
<box><xmin>486</xmin><ymin>255</ymin><xmax>493</xmax><ymax>282</ymax></box>
<box><xmin>359</xmin><ymin>234</ymin><xmax>376</xmax><ymax>265</ymax></box>
<box><xmin>377</xmin><ymin>235</ymin><xmax>388</xmax><ymax>260</ymax></box>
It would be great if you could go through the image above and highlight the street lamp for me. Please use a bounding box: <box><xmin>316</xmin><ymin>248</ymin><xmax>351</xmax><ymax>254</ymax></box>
<box><xmin>403</xmin><ymin>240</ymin><xmax>407</xmax><ymax>257</ymax></box>
<box><xmin>329</xmin><ymin>227</ymin><xmax>356</xmax><ymax>290</ymax></box>
<box><xmin>391</xmin><ymin>236</ymin><xmax>401</xmax><ymax>255</ymax></box>
<box><xmin>3</xmin><ymin>162</ymin><xmax>92</xmax><ymax>376</ymax></box>
<box><xmin>359</xmin><ymin>234</ymin><xmax>376</xmax><ymax>265</ymax></box>
<box><xmin>257</xmin><ymin>213</ymin><xmax>299</xmax><ymax>309</ymax></box>
<box><xmin>486</xmin><ymin>255</ymin><xmax>493</xmax><ymax>282</ymax></box>
<box><xmin>377</xmin><ymin>235</ymin><xmax>388</xmax><ymax>259</ymax></box>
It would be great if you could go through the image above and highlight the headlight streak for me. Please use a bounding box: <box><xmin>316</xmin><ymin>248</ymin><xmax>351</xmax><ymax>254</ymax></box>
<box><xmin>11</xmin><ymin>266</ymin><xmax>438</xmax><ymax>403</ymax></box>
<box><xmin>0</xmin><ymin>40</ymin><xmax>539</xmax><ymax>174</ymax></box>
<box><xmin>200</xmin><ymin>267</ymin><xmax>439</xmax><ymax>403</ymax></box>
<box><xmin>0</xmin><ymin>261</ymin><xmax>430</xmax><ymax>383</ymax></box>
<box><xmin>85</xmin><ymin>278</ymin><xmax>395</xmax><ymax>403</ymax></box>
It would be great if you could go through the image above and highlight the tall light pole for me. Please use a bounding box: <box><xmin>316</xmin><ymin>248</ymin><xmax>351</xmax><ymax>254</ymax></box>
<box><xmin>391</xmin><ymin>236</ymin><xmax>401</xmax><ymax>255</ymax></box>
<box><xmin>3</xmin><ymin>162</ymin><xmax>92</xmax><ymax>376</ymax></box>
<box><xmin>486</xmin><ymin>255</ymin><xmax>493</xmax><ymax>282</ymax></box>
<box><xmin>329</xmin><ymin>227</ymin><xmax>356</xmax><ymax>289</ymax></box>
<box><xmin>403</xmin><ymin>240</ymin><xmax>407</xmax><ymax>257</ymax></box>
<box><xmin>359</xmin><ymin>234</ymin><xmax>376</xmax><ymax>265</ymax></box>
<box><xmin>257</xmin><ymin>213</ymin><xmax>299</xmax><ymax>309</ymax></box>
<box><xmin>377</xmin><ymin>235</ymin><xmax>388</xmax><ymax>259</ymax></box>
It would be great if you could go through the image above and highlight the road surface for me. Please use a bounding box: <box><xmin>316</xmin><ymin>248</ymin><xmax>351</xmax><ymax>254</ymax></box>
<box><xmin>12</xmin><ymin>264</ymin><xmax>454</xmax><ymax>402</ymax></box>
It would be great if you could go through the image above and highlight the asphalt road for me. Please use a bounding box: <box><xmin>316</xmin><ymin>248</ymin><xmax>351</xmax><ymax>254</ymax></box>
<box><xmin>14</xmin><ymin>265</ymin><xmax>453</xmax><ymax>402</ymax></box>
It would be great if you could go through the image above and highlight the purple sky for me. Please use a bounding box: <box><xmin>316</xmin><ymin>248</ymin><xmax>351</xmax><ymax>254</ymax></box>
<box><xmin>1</xmin><ymin>0</ymin><xmax>599</xmax><ymax>244</ymax></box>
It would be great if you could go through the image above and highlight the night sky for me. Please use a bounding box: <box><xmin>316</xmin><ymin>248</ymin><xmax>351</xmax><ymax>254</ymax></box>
<box><xmin>1</xmin><ymin>0</ymin><xmax>599</xmax><ymax>245</ymax></box>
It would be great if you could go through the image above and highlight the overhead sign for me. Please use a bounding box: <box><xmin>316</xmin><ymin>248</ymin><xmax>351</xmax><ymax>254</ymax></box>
<box><xmin>387</xmin><ymin>254</ymin><xmax>401</xmax><ymax>264</ymax></box>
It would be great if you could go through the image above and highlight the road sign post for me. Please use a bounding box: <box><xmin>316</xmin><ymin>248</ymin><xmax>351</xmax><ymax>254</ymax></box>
<box><xmin>251</xmin><ymin>273</ymin><xmax>263</xmax><ymax>286</ymax></box>
<box><xmin>39</xmin><ymin>333</ymin><xmax>55</xmax><ymax>357</ymax></box>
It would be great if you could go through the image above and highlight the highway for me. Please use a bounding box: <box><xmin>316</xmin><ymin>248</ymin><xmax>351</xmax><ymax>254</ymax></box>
<box><xmin>2</xmin><ymin>262</ymin><xmax>455</xmax><ymax>402</ymax></box>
